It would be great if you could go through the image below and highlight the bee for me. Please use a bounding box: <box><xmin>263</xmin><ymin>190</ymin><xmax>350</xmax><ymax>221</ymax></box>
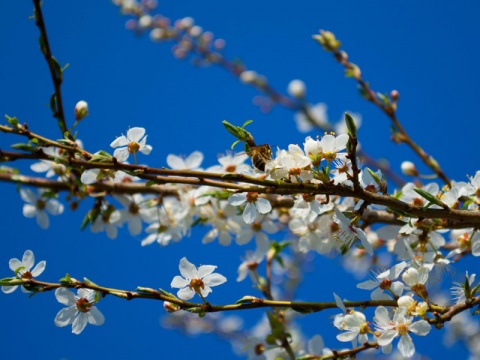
<box><xmin>246</xmin><ymin>144</ymin><xmax>272</xmax><ymax>171</ymax></box>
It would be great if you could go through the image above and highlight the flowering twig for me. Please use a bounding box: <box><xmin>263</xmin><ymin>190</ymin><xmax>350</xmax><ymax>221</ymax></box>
<box><xmin>314</xmin><ymin>30</ymin><xmax>451</xmax><ymax>186</ymax></box>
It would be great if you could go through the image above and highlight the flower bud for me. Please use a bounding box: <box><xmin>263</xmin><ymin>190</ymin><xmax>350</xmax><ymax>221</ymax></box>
<box><xmin>150</xmin><ymin>28</ymin><xmax>166</xmax><ymax>42</ymax></box>
<box><xmin>239</xmin><ymin>70</ymin><xmax>258</xmax><ymax>84</ymax></box>
<box><xmin>74</xmin><ymin>101</ymin><xmax>89</xmax><ymax>121</ymax></box>
<box><xmin>188</xmin><ymin>25</ymin><xmax>202</xmax><ymax>37</ymax></box>
<box><xmin>214</xmin><ymin>39</ymin><xmax>225</xmax><ymax>50</ymax></box>
<box><xmin>313</xmin><ymin>30</ymin><xmax>341</xmax><ymax>51</ymax></box>
<box><xmin>397</xmin><ymin>295</ymin><xmax>415</xmax><ymax>309</ymax></box>
<box><xmin>163</xmin><ymin>301</ymin><xmax>180</xmax><ymax>313</ymax></box>
<box><xmin>401</xmin><ymin>161</ymin><xmax>418</xmax><ymax>176</ymax></box>
<box><xmin>176</xmin><ymin>17</ymin><xmax>194</xmax><ymax>30</ymax></box>
<box><xmin>390</xmin><ymin>90</ymin><xmax>399</xmax><ymax>102</ymax></box>
<box><xmin>287</xmin><ymin>79</ymin><xmax>306</xmax><ymax>98</ymax></box>
<box><xmin>138</xmin><ymin>15</ymin><xmax>152</xmax><ymax>29</ymax></box>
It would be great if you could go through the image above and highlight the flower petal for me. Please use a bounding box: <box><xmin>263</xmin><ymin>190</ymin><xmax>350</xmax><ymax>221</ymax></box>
<box><xmin>356</xmin><ymin>280</ymin><xmax>378</xmax><ymax>290</ymax></box>
<box><xmin>409</xmin><ymin>320</ymin><xmax>431</xmax><ymax>336</ymax></box>
<box><xmin>126</xmin><ymin>216</ymin><xmax>141</xmax><ymax>236</ymax></box>
<box><xmin>337</xmin><ymin>329</ymin><xmax>359</xmax><ymax>342</ymax></box>
<box><xmin>20</xmin><ymin>188</ymin><xmax>37</xmax><ymax>203</ymax></box>
<box><xmin>374</xmin><ymin>306</ymin><xmax>391</xmax><ymax>327</ymax></box>
<box><xmin>126</xmin><ymin>127</ymin><xmax>146</xmax><ymax>142</ymax></box>
<box><xmin>1</xmin><ymin>285</ymin><xmax>18</xmax><ymax>294</ymax></box>
<box><xmin>177</xmin><ymin>287</ymin><xmax>194</xmax><ymax>300</ymax></box>
<box><xmin>110</xmin><ymin>135</ymin><xmax>128</xmax><ymax>148</ymax></box>
<box><xmin>113</xmin><ymin>148</ymin><xmax>129</xmax><ymax>162</ymax></box>
<box><xmin>166</xmin><ymin>154</ymin><xmax>185</xmax><ymax>169</ymax></box>
<box><xmin>22</xmin><ymin>250</ymin><xmax>35</xmax><ymax>270</ymax></box>
<box><xmin>139</xmin><ymin>144</ymin><xmax>152</xmax><ymax>155</ymax></box>
<box><xmin>80</xmin><ymin>169</ymin><xmax>100</xmax><ymax>185</ymax></box>
<box><xmin>72</xmin><ymin>313</ymin><xmax>88</xmax><ymax>334</ymax></box>
<box><xmin>179</xmin><ymin>257</ymin><xmax>197</xmax><ymax>279</ymax></box>
<box><xmin>8</xmin><ymin>258</ymin><xmax>22</xmax><ymax>272</ymax></box>
<box><xmin>55</xmin><ymin>287</ymin><xmax>77</xmax><ymax>306</ymax></box>
<box><xmin>255</xmin><ymin>198</ymin><xmax>272</xmax><ymax>214</ymax></box>
<box><xmin>398</xmin><ymin>334</ymin><xmax>415</xmax><ymax>358</ymax></box>
<box><xmin>45</xmin><ymin>199</ymin><xmax>64</xmax><ymax>216</ymax></box>
<box><xmin>54</xmin><ymin>306</ymin><xmax>77</xmax><ymax>327</ymax></box>
<box><xmin>170</xmin><ymin>275</ymin><xmax>189</xmax><ymax>289</ymax></box>
<box><xmin>227</xmin><ymin>193</ymin><xmax>247</xmax><ymax>206</ymax></box>
<box><xmin>243</xmin><ymin>203</ymin><xmax>257</xmax><ymax>224</ymax></box>
<box><xmin>36</xmin><ymin>211</ymin><xmax>49</xmax><ymax>229</ymax></box>
<box><xmin>197</xmin><ymin>265</ymin><xmax>216</xmax><ymax>279</ymax></box>
<box><xmin>203</xmin><ymin>273</ymin><xmax>227</xmax><ymax>287</ymax></box>
<box><xmin>87</xmin><ymin>306</ymin><xmax>105</xmax><ymax>326</ymax></box>
<box><xmin>185</xmin><ymin>151</ymin><xmax>204</xmax><ymax>169</ymax></box>
<box><xmin>22</xmin><ymin>204</ymin><xmax>37</xmax><ymax>218</ymax></box>
<box><xmin>377</xmin><ymin>330</ymin><xmax>397</xmax><ymax>346</ymax></box>
<box><xmin>31</xmin><ymin>260</ymin><xmax>46</xmax><ymax>277</ymax></box>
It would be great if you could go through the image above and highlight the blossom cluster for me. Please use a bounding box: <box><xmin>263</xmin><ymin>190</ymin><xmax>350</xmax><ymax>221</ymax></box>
<box><xmin>19</xmin><ymin>122</ymin><xmax>480</xmax><ymax>287</ymax></box>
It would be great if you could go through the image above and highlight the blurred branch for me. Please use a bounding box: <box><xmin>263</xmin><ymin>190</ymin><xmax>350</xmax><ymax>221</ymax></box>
<box><xmin>32</xmin><ymin>0</ymin><xmax>68</xmax><ymax>134</ymax></box>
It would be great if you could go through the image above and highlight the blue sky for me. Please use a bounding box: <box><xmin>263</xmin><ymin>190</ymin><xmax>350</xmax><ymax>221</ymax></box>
<box><xmin>1</xmin><ymin>1</ymin><xmax>479</xmax><ymax>359</ymax></box>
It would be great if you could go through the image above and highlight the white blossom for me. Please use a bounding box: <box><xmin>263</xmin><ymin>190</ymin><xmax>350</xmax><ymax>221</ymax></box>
<box><xmin>110</xmin><ymin>127</ymin><xmax>152</xmax><ymax>162</ymax></box>
<box><xmin>334</xmin><ymin>207</ymin><xmax>373</xmax><ymax>255</ymax></box>
<box><xmin>1</xmin><ymin>250</ymin><xmax>46</xmax><ymax>294</ymax></box>
<box><xmin>237</xmin><ymin>250</ymin><xmax>265</xmax><ymax>282</ymax></box>
<box><xmin>54</xmin><ymin>288</ymin><xmax>105</xmax><ymax>334</ymax></box>
<box><xmin>294</xmin><ymin>102</ymin><xmax>329</xmax><ymax>132</ymax></box>
<box><xmin>167</xmin><ymin>151</ymin><xmax>204</xmax><ymax>171</ymax></box>
<box><xmin>357</xmin><ymin>261</ymin><xmax>407</xmax><ymax>300</ymax></box>
<box><xmin>171</xmin><ymin>257</ymin><xmax>227</xmax><ymax>300</ymax></box>
<box><xmin>451</xmin><ymin>272</ymin><xmax>476</xmax><ymax>304</ymax></box>
<box><xmin>374</xmin><ymin>306</ymin><xmax>431</xmax><ymax>358</ymax></box>
<box><xmin>20</xmin><ymin>188</ymin><xmax>64</xmax><ymax>229</ymax></box>
<box><xmin>228</xmin><ymin>192</ymin><xmax>272</xmax><ymax>224</ymax></box>
<box><xmin>336</xmin><ymin>311</ymin><xmax>370</xmax><ymax>347</ymax></box>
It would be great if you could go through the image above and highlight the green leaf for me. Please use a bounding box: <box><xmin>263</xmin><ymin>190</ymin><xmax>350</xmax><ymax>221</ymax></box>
<box><xmin>13</xmin><ymin>266</ymin><xmax>26</xmax><ymax>277</ymax></box>
<box><xmin>5</xmin><ymin>115</ymin><xmax>19</xmax><ymax>129</ymax></box>
<box><xmin>90</xmin><ymin>150</ymin><xmax>113</xmax><ymax>162</ymax></box>
<box><xmin>59</xmin><ymin>273</ymin><xmax>73</xmax><ymax>284</ymax></box>
<box><xmin>222</xmin><ymin>120</ymin><xmax>240</xmax><ymax>137</ymax></box>
<box><xmin>366</xmin><ymin>167</ymin><xmax>381</xmax><ymax>186</ymax></box>
<box><xmin>473</xmin><ymin>306</ymin><xmax>480</xmax><ymax>316</ymax></box>
<box><xmin>80</xmin><ymin>211</ymin><xmax>92</xmax><ymax>231</ymax></box>
<box><xmin>51</xmin><ymin>56</ymin><xmax>63</xmax><ymax>80</ymax></box>
<box><xmin>158</xmin><ymin>288</ymin><xmax>177</xmax><ymax>298</ymax></box>
<box><xmin>11</xmin><ymin>143</ymin><xmax>36</xmax><ymax>151</ymax></box>
<box><xmin>186</xmin><ymin>307</ymin><xmax>203</xmax><ymax>314</ymax></box>
<box><xmin>265</xmin><ymin>334</ymin><xmax>277</xmax><ymax>345</ymax></box>
<box><xmin>50</xmin><ymin>93</ymin><xmax>57</xmax><ymax>114</ymax></box>
<box><xmin>241</xmin><ymin>119</ymin><xmax>253</xmax><ymax>128</ymax></box>
<box><xmin>377</xmin><ymin>92</ymin><xmax>391</xmax><ymax>107</ymax></box>
<box><xmin>344</xmin><ymin>112</ymin><xmax>357</xmax><ymax>137</ymax></box>
<box><xmin>413</xmin><ymin>188</ymin><xmax>447</xmax><ymax>208</ymax></box>
<box><xmin>146</xmin><ymin>180</ymin><xmax>156</xmax><ymax>187</ymax></box>
<box><xmin>83</xmin><ymin>277</ymin><xmax>97</xmax><ymax>286</ymax></box>
<box><xmin>38</xmin><ymin>34</ymin><xmax>46</xmax><ymax>54</ymax></box>
<box><xmin>222</xmin><ymin>120</ymin><xmax>254</xmax><ymax>143</ymax></box>
<box><xmin>387</xmin><ymin>207</ymin><xmax>412</xmax><ymax>219</ymax></box>
<box><xmin>230</xmin><ymin>139</ymin><xmax>241</xmax><ymax>150</ymax></box>
<box><xmin>471</xmin><ymin>283</ymin><xmax>480</xmax><ymax>297</ymax></box>
<box><xmin>0</xmin><ymin>277</ymin><xmax>21</xmax><ymax>286</ymax></box>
